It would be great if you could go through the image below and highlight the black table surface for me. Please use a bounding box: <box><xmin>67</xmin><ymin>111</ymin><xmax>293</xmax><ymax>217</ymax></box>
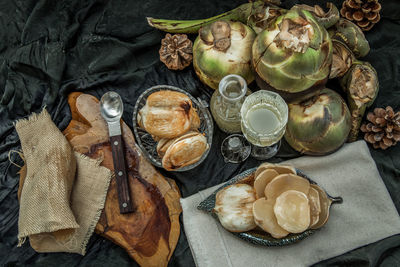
<box><xmin>1</xmin><ymin>0</ymin><xmax>399</xmax><ymax>266</ymax></box>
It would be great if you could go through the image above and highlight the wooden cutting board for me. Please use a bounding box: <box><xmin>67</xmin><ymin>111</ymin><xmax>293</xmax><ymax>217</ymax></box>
<box><xmin>62</xmin><ymin>92</ymin><xmax>182</xmax><ymax>266</ymax></box>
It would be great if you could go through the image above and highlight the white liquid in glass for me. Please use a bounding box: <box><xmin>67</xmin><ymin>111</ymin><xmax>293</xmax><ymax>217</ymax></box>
<box><xmin>242</xmin><ymin>103</ymin><xmax>285</xmax><ymax>147</ymax></box>
<box><xmin>248</xmin><ymin>105</ymin><xmax>280</xmax><ymax>133</ymax></box>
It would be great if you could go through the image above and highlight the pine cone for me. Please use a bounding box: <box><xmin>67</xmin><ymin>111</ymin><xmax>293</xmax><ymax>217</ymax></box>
<box><xmin>340</xmin><ymin>0</ymin><xmax>381</xmax><ymax>31</ymax></box>
<box><xmin>159</xmin><ymin>34</ymin><xmax>193</xmax><ymax>70</ymax></box>
<box><xmin>361</xmin><ymin>106</ymin><xmax>400</xmax><ymax>149</ymax></box>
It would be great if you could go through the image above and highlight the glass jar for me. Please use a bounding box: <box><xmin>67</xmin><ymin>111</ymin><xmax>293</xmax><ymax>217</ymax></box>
<box><xmin>210</xmin><ymin>74</ymin><xmax>247</xmax><ymax>133</ymax></box>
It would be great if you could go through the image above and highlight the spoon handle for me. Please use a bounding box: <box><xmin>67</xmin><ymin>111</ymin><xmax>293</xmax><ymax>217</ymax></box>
<box><xmin>110</xmin><ymin>134</ymin><xmax>134</xmax><ymax>214</ymax></box>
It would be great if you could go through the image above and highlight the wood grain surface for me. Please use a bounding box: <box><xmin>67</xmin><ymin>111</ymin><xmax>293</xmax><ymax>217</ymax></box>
<box><xmin>62</xmin><ymin>92</ymin><xmax>182</xmax><ymax>266</ymax></box>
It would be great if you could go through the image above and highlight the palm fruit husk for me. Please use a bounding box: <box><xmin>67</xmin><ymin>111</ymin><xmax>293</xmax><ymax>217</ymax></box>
<box><xmin>295</xmin><ymin>2</ymin><xmax>340</xmax><ymax>29</ymax></box>
<box><xmin>247</xmin><ymin>3</ymin><xmax>287</xmax><ymax>34</ymax></box>
<box><xmin>284</xmin><ymin>88</ymin><xmax>351</xmax><ymax>155</ymax></box>
<box><xmin>193</xmin><ymin>20</ymin><xmax>256</xmax><ymax>90</ymax></box>
<box><xmin>252</xmin><ymin>6</ymin><xmax>333</xmax><ymax>102</ymax></box>
<box><xmin>329</xmin><ymin>39</ymin><xmax>355</xmax><ymax>79</ymax></box>
<box><xmin>340</xmin><ymin>60</ymin><xmax>379</xmax><ymax>142</ymax></box>
<box><xmin>329</xmin><ymin>18</ymin><xmax>370</xmax><ymax>58</ymax></box>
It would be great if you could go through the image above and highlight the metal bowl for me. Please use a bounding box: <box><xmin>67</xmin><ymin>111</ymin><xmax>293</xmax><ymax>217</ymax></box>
<box><xmin>132</xmin><ymin>85</ymin><xmax>214</xmax><ymax>172</ymax></box>
<box><xmin>197</xmin><ymin>167</ymin><xmax>343</xmax><ymax>246</ymax></box>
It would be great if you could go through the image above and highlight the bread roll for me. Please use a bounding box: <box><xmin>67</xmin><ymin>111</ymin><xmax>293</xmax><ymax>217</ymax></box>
<box><xmin>138</xmin><ymin>90</ymin><xmax>200</xmax><ymax>139</ymax></box>
<box><xmin>160</xmin><ymin>131</ymin><xmax>208</xmax><ymax>171</ymax></box>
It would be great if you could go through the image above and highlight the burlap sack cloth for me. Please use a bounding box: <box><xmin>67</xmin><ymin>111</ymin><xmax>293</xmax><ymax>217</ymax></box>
<box><xmin>15</xmin><ymin>109</ymin><xmax>112</xmax><ymax>255</ymax></box>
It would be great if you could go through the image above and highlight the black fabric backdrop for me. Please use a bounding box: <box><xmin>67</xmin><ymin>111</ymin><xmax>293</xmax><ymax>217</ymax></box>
<box><xmin>0</xmin><ymin>0</ymin><xmax>399</xmax><ymax>266</ymax></box>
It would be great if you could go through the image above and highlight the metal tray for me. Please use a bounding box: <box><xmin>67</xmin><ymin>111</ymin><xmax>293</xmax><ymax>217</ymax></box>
<box><xmin>132</xmin><ymin>85</ymin><xmax>214</xmax><ymax>172</ymax></box>
<box><xmin>198</xmin><ymin>167</ymin><xmax>342</xmax><ymax>246</ymax></box>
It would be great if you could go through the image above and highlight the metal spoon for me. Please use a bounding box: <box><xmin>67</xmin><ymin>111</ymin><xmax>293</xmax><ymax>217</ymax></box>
<box><xmin>100</xmin><ymin>91</ymin><xmax>134</xmax><ymax>214</ymax></box>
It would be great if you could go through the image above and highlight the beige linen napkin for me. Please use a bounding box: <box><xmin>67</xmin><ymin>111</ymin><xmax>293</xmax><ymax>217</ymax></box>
<box><xmin>181</xmin><ymin>141</ymin><xmax>400</xmax><ymax>267</ymax></box>
<box><xmin>16</xmin><ymin>109</ymin><xmax>112</xmax><ymax>255</ymax></box>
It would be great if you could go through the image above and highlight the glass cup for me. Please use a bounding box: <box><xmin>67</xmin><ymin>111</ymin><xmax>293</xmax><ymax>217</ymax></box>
<box><xmin>240</xmin><ymin>90</ymin><xmax>288</xmax><ymax>160</ymax></box>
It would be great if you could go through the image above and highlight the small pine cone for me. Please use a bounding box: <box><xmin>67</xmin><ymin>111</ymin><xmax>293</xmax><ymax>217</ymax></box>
<box><xmin>361</xmin><ymin>106</ymin><xmax>400</xmax><ymax>150</ymax></box>
<box><xmin>159</xmin><ymin>34</ymin><xmax>193</xmax><ymax>70</ymax></box>
<box><xmin>340</xmin><ymin>0</ymin><xmax>381</xmax><ymax>31</ymax></box>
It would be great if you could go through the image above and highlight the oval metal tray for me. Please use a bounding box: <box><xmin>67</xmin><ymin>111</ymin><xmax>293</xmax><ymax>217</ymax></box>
<box><xmin>132</xmin><ymin>85</ymin><xmax>214</xmax><ymax>172</ymax></box>
<box><xmin>197</xmin><ymin>167</ymin><xmax>342</xmax><ymax>246</ymax></box>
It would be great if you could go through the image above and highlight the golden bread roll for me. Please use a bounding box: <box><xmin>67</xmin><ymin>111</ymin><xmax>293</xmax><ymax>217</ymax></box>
<box><xmin>161</xmin><ymin>131</ymin><xmax>208</xmax><ymax>171</ymax></box>
<box><xmin>137</xmin><ymin>90</ymin><xmax>200</xmax><ymax>139</ymax></box>
<box><xmin>156</xmin><ymin>138</ymin><xmax>176</xmax><ymax>158</ymax></box>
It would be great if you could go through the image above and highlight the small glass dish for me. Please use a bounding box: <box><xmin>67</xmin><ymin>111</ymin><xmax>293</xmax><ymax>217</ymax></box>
<box><xmin>132</xmin><ymin>85</ymin><xmax>214</xmax><ymax>172</ymax></box>
<box><xmin>221</xmin><ymin>134</ymin><xmax>251</xmax><ymax>163</ymax></box>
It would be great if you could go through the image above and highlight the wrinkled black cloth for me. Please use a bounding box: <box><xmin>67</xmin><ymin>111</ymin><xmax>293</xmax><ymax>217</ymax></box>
<box><xmin>0</xmin><ymin>0</ymin><xmax>399</xmax><ymax>266</ymax></box>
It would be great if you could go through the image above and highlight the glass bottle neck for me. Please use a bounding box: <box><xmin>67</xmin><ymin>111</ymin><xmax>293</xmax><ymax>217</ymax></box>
<box><xmin>218</xmin><ymin>74</ymin><xmax>247</xmax><ymax>103</ymax></box>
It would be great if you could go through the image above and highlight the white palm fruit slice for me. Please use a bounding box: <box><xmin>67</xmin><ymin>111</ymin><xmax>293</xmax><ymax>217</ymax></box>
<box><xmin>310</xmin><ymin>184</ymin><xmax>332</xmax><ymax>229</ymax></box>
<box><xmin>253</xmin><ymin>169</ymin><xmax>279</xmax><ymax>199</ymax></box>
<box><xmin>264</xmin><ymin>173</ymin><xmax>310</xmax><ymax>201</ymax></box>
<box><xmin>308</xmin><ymin>186</ymin><xmax>321</xmax><ymax>228</ymax></box>
<box><xmin>252</xmin><ymin>197</ymin><xmax>289</xmax><ymax>238</ymax></box>
<box><xmin>274</xmin><ymin>190</ymin><xmax>311</xmax><ymax>233</ymax></box>
<box><xmin>254</xmin><ymin>163</ymin><xmax>296</xmax><ymax>178</ymax></box>
<box><xmin>214</xmin><ymin>184</ymin><xmax>257</xmax><ymax>232</ymax></box>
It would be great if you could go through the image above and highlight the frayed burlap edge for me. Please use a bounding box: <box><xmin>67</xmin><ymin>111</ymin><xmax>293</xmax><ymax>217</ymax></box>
<box><xmin>15</xmin><ymin>108</ymin><xmax>79</xmax><ymax>246</ymax></box>
<box><xmin>14</xmin><ymin>109</ymin><xmax>112</xmax><ymax>254</ymax></box>
<box><xmin>75</xmin><ymin>152</ymin><xmax>112</xmax><ymax>255</ymax></box>
<box><xmin>14</xmin><ymin>108</ymin><xmax>50</xmax><ymax>130</ymax></box>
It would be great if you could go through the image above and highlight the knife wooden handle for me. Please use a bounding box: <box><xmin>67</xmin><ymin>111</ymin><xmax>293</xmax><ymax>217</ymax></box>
<box><xmin>110</xmin><ymin>134</ymin><xmax>134</xmax><ymax>214</ymax></box>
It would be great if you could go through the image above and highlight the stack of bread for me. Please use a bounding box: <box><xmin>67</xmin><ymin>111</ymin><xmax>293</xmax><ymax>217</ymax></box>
<box><xmin>214</xmin><ymin>163</ymin><xmax>331</xmax><ymax>238</ymax></box>
<box><xmin>137</xmin><ymin>90</ymin><xmax>209</xmax><ymax>171</ymax></box>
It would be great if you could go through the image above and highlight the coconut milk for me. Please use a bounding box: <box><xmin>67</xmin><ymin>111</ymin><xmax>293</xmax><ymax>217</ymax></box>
<box><xmin>242</xmin><ymin>103</ymin><xmax>285</xmax><ymax>147</ymax></box>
